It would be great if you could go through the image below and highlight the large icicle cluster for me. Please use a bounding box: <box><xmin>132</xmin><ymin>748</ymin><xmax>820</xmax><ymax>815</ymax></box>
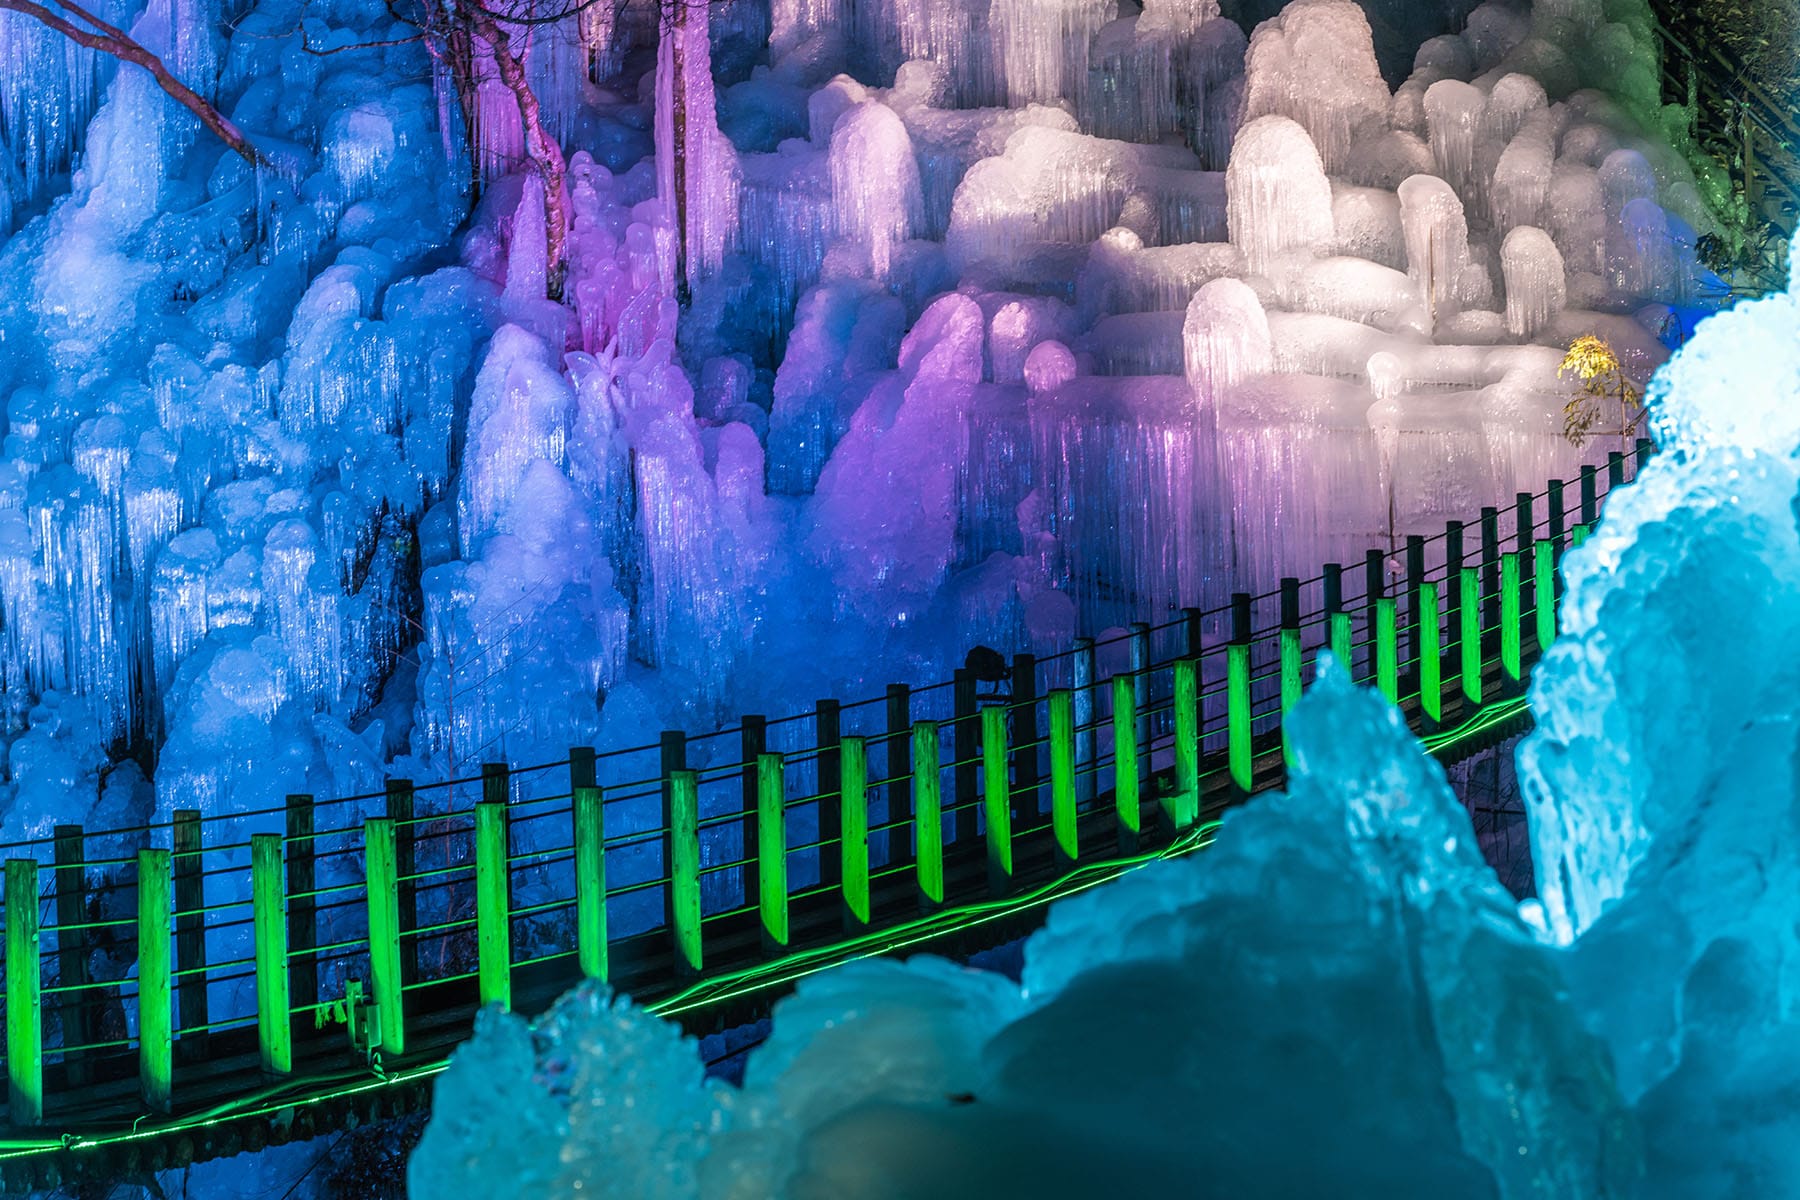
<box><xmin>412</xmin><ymin>244</ymin><xmax>1800</xmax><ymax>1196</ymax></box>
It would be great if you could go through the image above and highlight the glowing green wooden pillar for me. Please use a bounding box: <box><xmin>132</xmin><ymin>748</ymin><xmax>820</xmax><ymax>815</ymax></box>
<box><xmin>912</xmin><ymin>722</ymin><xmax>944</xmax><ymax>906</ymax></box>
<box><xmin>572</xmin><ymin>749</ymin><xmax>607</xmax><ymax>983</ymax></box>
<box><xmin>841</xmin><ymin>737</ymin><xmax>870</xmax><ymax>929</ymax></box>
<box><xmin>1534</xmin><ymin>540</ymin><xmax>1557</xmax><ymax>649</ymax></box>
<box><xmin>981</xmin><ymin>706</ymin><xmax>1013</xmax><ymax>894</ymax></box>
<box><xmin>1500</xmin><ymin>551</ymin><xmax>1523</xmax><ymax>681</ymax></box>
<box><xmin>1111</xmin><ymin>676</ymin><xmax>1140</xmax><ymax>847</ymax></box>
<box><xmin>251</xmin><ymin>834</ymin><xmax>291</xmax><ymax>1075</ymax></box>
<box><xmin>1047</xmin><ymin>689</ymin><xmax>1078</xmax><ymax>863</ymax></box>
<box><xmin>1571</xmin><ymin>523</ymin><xmax>1590</xmax><ymax>548</ymax></box>
<box><xmin>1418</xmin><ymin>582</ymin><xmax>1442</xmax><ymax>723</ymax></box>
<box><xmin>1226</xmin><ymin>643</ymin><xmax>1252</xmax><ymax>791</ymax></box>
<box><xmin>6</xmin><ymin>858</ymin><xmax>41</xmax><ymax>1125</ymax></box>
<box><xmin>474</xmin><ymin>801</ymin><xmax>511</xmax><ymax>1008</ymax></box>
<box><xmin>1280</xmin><ymin>628</ymin><xmax>1303</xmax><ymax>763</ymax></box>
<box><xmin>756</xmin><ymin>752</ymin><xmax>789</xmax><ymax>948</ymax></box>
<box><xmin>1375</xmin><ymin>598</ymin><xmax>1399</xmax><ymax>704</ymax></box>
<box><xmin>363</xmin><ymin>817</ymin><xmax>404</xmax><ymax>1058</ymax></box>
<box><xmin>1170</xmin><ymin>659</ymin><xmax>1199</xmax><ymax>830</ymax></box>
<box><xmin>137</xmin><ymin>847</ymin><xmax>172</xmax><ymax>1112</ymax></box>
<box><xmin>1458</xmin><ymin>566</ymin><xmax>1482</xmax><ymax>706</ymax></box>
<box><xmin>1328</xmin><ymin>611</ymin><xmax>1353</xmax><ymax>673</ymax></box>
<box><xmin>669</xmin><ymin>769</ymin><xmax>702</xmax><ymax>974</ymax></box>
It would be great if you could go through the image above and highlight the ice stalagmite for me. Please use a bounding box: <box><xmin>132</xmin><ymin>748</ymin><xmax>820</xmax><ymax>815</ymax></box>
<box><xmin>1398</xmin><ymin>174</ymin><xmax>1485</xmax><ymax>328</ymax></box>
<box><xmin>1225</xmin><ymin>116</ymin><xmax>1333</xmax><ymax>279</ymax></box>
<box><xmin>1183</xmin><ymin>277</ymin><xmax>1271</xmax><ymax>408</ymax></box>
<box><xmin>1501</xmin><ymin>226</ymin><xmax>1566</xmax><ymax>339</ymax></box>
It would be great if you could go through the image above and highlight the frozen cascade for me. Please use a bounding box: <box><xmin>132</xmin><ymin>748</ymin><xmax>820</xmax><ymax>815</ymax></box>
<box><xmin>1224</xmin><ymin>116</ymin><xmax>1334</xmax><ymax>279</ymax></box>
<box><xmin>1501</xmin><ymin>226</ymin><xmax>1566</xmax><ymax>339</ymax></box>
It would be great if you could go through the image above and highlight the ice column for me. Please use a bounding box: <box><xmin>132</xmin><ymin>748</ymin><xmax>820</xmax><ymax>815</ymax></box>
<box><xmin>1239</xmin><ymin>0</ymin><xmax>1388</xmax><ymax>173</ymax></box>
<box><xmin>829</xmin><ymin>102</ymin><xmax>923</xmax><ymax>279</ymax></box>
<box><xmin>1183</xmin><ymin>278</ymin><xmax>1271</xmax><ymax>408</ymax></box>
<box><xmin>1501</xmin><ymin>226</ymin><xmax>1566</xmax><ymax>339</ymax></box>
<box><xmin>1397</xmin><ymin>174</ymin><xmax>1480</xmax><ymax>328</ymax></box>
<box><xmin>1225</xmin><ymin>117</ymin><xmax>1334</xmax><ymax>279</ymax></box>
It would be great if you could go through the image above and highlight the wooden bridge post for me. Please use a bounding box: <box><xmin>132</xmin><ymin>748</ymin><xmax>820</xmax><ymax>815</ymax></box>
<box><xmin>980</xmin><ymin>706</ymin><xmax>1013</xmax><ymax>895</ymax></box>
<box><xmin>1516</xmin><ymin>491</ymin><xmax>1537</xmax><ymax>653</ymax></box>
<box><xmin>475</xmin><ymin>797</ymin><xmax>511</xmax><ymax>1010</ymax></box>
<box><xmin>1183</xmin><ymin>607</ymin><xmax>1204</xmax><ymax>657</ymax></box>
<box><xmin>1375</xmin><ymin>597</ymin><xmax>1399</xmax><ymax>704</ymax></box>
<box><xmin>1112</xmin><ymin>675</ymin><xmax>1140</xmax><ymax>852</ymax></box>
<box><xmin>571</xmin><ymin>749</ymin><xmax>607</xmax><ymax>982</ymax></box>
<box><xmin>1419</xmin><ymin>581</ymin><xmax>1443</xmax><ymax>724</ymax></box>
<box><xmin>1047</xmin><ymin>690</ymin><xmax>1078</xmax><ymax>865</ymax></box>
<box><xmin>1445</xmin><ymin>520</ymin><xmax>1465</xmax><ymax>688</ymax></box>
<box><xmin>1535</xmin><ymin>540</ymin><xmax>1558</xmax><ymax>650</ymax></box>
<box><xmin>1579</xmin><ymin>464</ymin><xmax>1598</xmax><ymax>527</ymax></box>
<box><xmin>911</xmin><ymin>722</ymin><xmax>944</xmax><ymax>909</ymax></box>
<box><xmin>952</xmin><ymin>671</ymin><xmax>978</xmax><ymax>845</ymax></box>
<box><xmin>1279</xmin><ymin>578</ymin><xmax>1302</xmax><ymax>763</ymax></box>
<box><xmin>1010</xmin><ymin>655</ymin><xmax>1041</xmax><ymax>831</ymax></box>
<box><xmin>668</xmin><ymin>769</ymin><xmax>702</xmax><ymax>976</ymax></box>
<box><xmin>1072</xmin><ymin>638</ymin><xmax>1097</xmax><ymax>805</ymax></box>
<box><xmin>659</xmin><ymin>732</ymin><xmax>686</xmax><ymax>931</ymax></box>
<box><xmin>384</xmin><ymin>779</ymin><xmax>416</xmax><ymax>987</ymax></box>
<box><xmin>740</xmin><ymin>716</ymin><xmax>766</xmax><ymax>910</ymax></box>
<box><xmin>1480</xmin><ymin>506</ymin><xmax>1501</xmax><ymax>649</ymax></box>
<box><xmin>1323</xmin><ymin>563</ymin><xmax>1351</xmax><ymax>671</ymax></box>
<box><xmin>1635</xmin><ymin>437</ymin><xmax>1654</xmax><ymax>469</ymax></box>
<box><xmin>841</xmin><ymin>737</ymin><xmax>871</xmax><ymax>931</ymax></box>
<box><xmin>362</xmin><ymin>817</ymin><xmax>405</xmax><ymax>1059</ymax></box>
<box><xmin>1129</xmin><ymin>622</ymin><xmax>1151</xmax><ymax>755</ymax></box>
<box><xmin>52</xmin><ymin>825</ymin><xmax>90</xmax><ymax>1087</ymax></box>
<box><xmin>1364</xmin><ymin>549</ymin><xmax>1385</xmax><ymax>684</ymax></box>
<box><xmin>1227</xmin><ymin>593</ymin><xmax>1252</xmax><ymax>793</ymax></box>
<box><xmin>1459</xmin><ymin>566</ymin><xmax>1483</xmax><ymax>708</ymax></box>
<box><xmin>1405</xmin><ymin>536</ymin><xmax>1426</xmax><ymax>692</ymax></box>
<box><xmin>1547</xmin><ymin>478</ymin><xmax>1566</xmax><ymax>549</ymax></box>
<box><xmin>1500</xmin><ymin>552</ymin><xmax>1524</xmax><ymax>682</ymax></box>
<box><xmin>6</xmin><ymin>858</ymin><xmax>42</xmax><ymax>1125</ymax></box>
<box><xmin>285</xmin><ymin>794</ymin><xmax>317</xmax><ymax>1016</ymax></box>
<box><xmin>251</xmin><ymin>834</ymin><xmax>291</xmax><ymax>1075</ymax></box>
<box><xmin>755</xmin><ymin>752</ymin><xmax>788</xmax><ymax>951</ymax></box>
<box><xmin>1170</xmin><ymin>659</ymin><xmax>1199</xmax><ymax>831</ymax></box>
<box><xmin>816</xmin><ymin>700</ymin><xmax>842</xmax><ymax>886</ymax></box>
<box><xmin>137</xmin><ymin>847</ymin><xmax>172</xmax><ymax>1113</ymax></box>
<box><xmin>172</xmin><ymin>810</ymin><xmax>207</xmax><ymax>1063</ymax></box>
<box><xmin>1607</xmin><ymin>450</ymin><xmax>1626</xmax><ymax>491</ymax></box>
<box><xmin>884</xmin><ymin>686</ymin><xmax>913</xmax><ymax>866</ymax></box>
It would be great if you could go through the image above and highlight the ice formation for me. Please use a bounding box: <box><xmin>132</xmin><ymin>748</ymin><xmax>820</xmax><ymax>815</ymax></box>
<box><xmin>412</xmin><ymin>240</ymin><xmax>1800</xmax><ymax>1199</ymax></box>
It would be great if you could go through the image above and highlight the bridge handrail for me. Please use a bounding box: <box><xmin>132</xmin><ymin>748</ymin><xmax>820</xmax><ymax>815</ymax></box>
<box><xmin>0</xmin><ymin>438</ymin><xmax>1652</xmax><ymax>1139</ymax></box>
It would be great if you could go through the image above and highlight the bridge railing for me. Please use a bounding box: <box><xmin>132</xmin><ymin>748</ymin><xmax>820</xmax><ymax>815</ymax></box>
<box><xmin>0</xmin><ymin>439</ymin><xmax>1653</xmax><ymax>1129</ymax></box>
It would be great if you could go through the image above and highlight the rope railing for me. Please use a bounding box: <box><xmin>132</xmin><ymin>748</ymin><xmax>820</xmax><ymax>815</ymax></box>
<box><xmin>0</xmin><ymin>439</ymin><xmax>1652</xmax><ymax>1136</ymax></box>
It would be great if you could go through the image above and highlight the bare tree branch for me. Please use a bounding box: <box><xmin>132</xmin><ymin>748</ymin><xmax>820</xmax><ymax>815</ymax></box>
<box><xmin>0</xmin><ymin>0</ymin><xmax>263</xmax><ymax>166</ymax></box>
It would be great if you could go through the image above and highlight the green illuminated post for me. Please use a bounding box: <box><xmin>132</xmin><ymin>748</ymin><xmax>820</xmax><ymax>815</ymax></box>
<box><xmin>137</xmin><ymin>847</ymin><xmax>172</xmax><ymax>1112</ymax></box>
<box><xmin>475</xmin><ymin>801</ymin><xmax>511</xmax><ymax>1009</ymax></box>
<box><xmin>363</xmin><ymin>817</ymin><xmax>405</xmax><ymax>1058</ymax></box>
<box><xmin>981</xmin><ymin>706</ymin><xmax>1013</xmax><ymax>895</ymax></box>
<box><xmin>1571</xmin><ymin>523</ymin><xmax>1590</xmax><ymax>548</ymax></box>
<box><xmin>669</xmin><ymin>769</ymin><xmax>702</xmax><ymax>975</ymax></box>
<box><xmin>6</xmin><ymin>858</ymin><xmax>42</xmax><ymax>1125</ymax></box>
<box><xmin>1227</xmin><ymin>643</ymin><xmax>1251</xmax><ymax>791</ymax></box>
<box><xmin>1534</xmin><ymin>540</ymin><xmax>1557</xmax><ymax>649</ymax></box>
<box><xmin>1047</xmin><ymin>689</ymin><xmax>1078</xmax><ymax>864</ymax></box>
<box><xmin>251</xmin><ymin>834</ymin><xmax>291</xmax><ymax>1075</ymax></box>
<box><xmin>912</xmin><ymin>722</ymin><xmax>944</xmax><ymax>906</ymax></box>
<box><xmin>1170</xmin><ymin>659</ymin><xmax>1199</xmax><ymax>830</ymax></box>
<box><xmin>572</xmin><ymin>749</ymin><xmax>607</xmax><ymax>982</ymax></box>
<box><xmin>756</xmin><ymin>752</ymin><xmax>789</xmax><ymax>948</ymax></box>
<box><xmin>841</xmin><ymin>737</ymin><xmax>870</xmax><ymax>929</ymax></box>
<box><xmin>1458</xmin><ymin>566</ymin><xmax>1482</xmax><ymax>706</ymax></box>
<box><xmin>1375</xmin><ymin>598</ymin><xmax>1399</xmax><ymax>703</ymax></box>
<box><xmin>1329</xmin><ymin>611</ymin><xmax>1353</xmax><ymax>673</ymax></box>
<box><xmin>1500</xmin><ymin>551</ymin><xmax>1523</xmax><ymax>681</ymax></box>
<box><xmin>1280</xmin><ymin>578</ymin><xmax>1302</xmax><ymax>763</ymax></box>
<box><xmin>1419</xmin><ymin>581</ymin><xmax>1442</xmax><ymax>723</ymax></box>
<box><xmin>1112</xmin><ymin>675</ymin><xmax>1140</xmax><ymax>850</ymax></box>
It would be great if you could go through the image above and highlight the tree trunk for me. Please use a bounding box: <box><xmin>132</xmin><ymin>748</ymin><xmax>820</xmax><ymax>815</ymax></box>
<box><xmin>670</xmin><ymin>0</ymin><xmax>691</xmax><ymax>305</ymax></box>
<box><xmin>471</xmin><ymin>12</ymin><xmax>569</xmax><ymax>301</ymax></box>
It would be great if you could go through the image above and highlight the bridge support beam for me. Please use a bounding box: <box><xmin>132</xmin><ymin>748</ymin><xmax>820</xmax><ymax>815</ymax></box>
<box><xmin>841</xmin><ymin>737</ymin><xmax>870</xmax><ymax>931</ymax></box>
<box><xmin>252</xmin><ymin>833</ymin><xmax>291</xmax><ymax>1074</ymax></box>
<box><xmin>981</xmin><ymin>706</ymin><xmax>1013</xmax><ymax>895</ymax></box>
<box><xmin>572</xmin><ymin>749</ymin><xmax>607</xmax><ymax>983</ymax></box>
<box><xmin>6</xmin><ymin>857</ymin><xmax>41</xmax><ymax>1126</ymax></box>
<box><xmin>1047</xmin><ymin>690</ymin><xmax>1078</xmax><ymax>865</ymax></box>
<box><xmin>912</xmin><ymin>722</ymin><xmax>944</xmax><ymax>908</ymax></box>
<box><xmin>137</xmin><ymin>847</ymin><xmax>172</xmax><ymax>1113</ymax></box>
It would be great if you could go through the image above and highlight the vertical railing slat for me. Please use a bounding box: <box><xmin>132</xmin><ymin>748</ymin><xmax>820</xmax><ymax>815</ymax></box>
<box><xmin>137</xmin><ymin>847</ymin><xmax>172</xmax><ymax>1112</ymax></box>
<box><xmin>1010</xmin><ymin>655</ymin><xmax>1040</xmax><ymax>830</ymax></box>
<box><xmin>1073</xmin><ymin>638</ymin><xmax>1097</xmax><ymax>805</ymax></box>
<box><xmin>6</xmin><ymin>858</ymin><xmax>42</xmax><ymax>1125</ymax></box>
<box><xmin>285</xmin><ymin>793</ymin><xmax>317</xmax><ymax>1018</ymax></box>
<box><xmin>841</xmin><ymin>737</ymin><xmax>870</xmax><ymax>930</ymax></box>
<box><xmin>364</xmin><ymin>817</ymin><xmax>404</xmax><ymax>1059</ymax></box>
<box><xmin>1375</xmin><ymin>597</ymin><xmax>1399</xmax><ymax>704</ymax></box>
<box><xmin>1419</xmin><ymin>581</ymin><xmax>1443</xmax><ymax>724</ymax></box>
<box><xmin>53</xmin><ymin>825</ymin><xmax>89</xmax><ymax>1087</ymax></box>
<box><xmin>1112</xmin><ymin>675</ymin><xmax>1139</xmax><ymax>851</ymax></box>
<box><xmin>172</xmin><ymin>810</ymin><xmax>206</xmax><ymax>1063</ymax></box>
<box><xmin>816</xmin><ymin>699</ymin><xmax>842</xmax><ymax>886</ymax></box>
<box><xmin>1171</xmin><ymin>659</ymin><xmax>1199</xmax><ymax>830</ymax></box>
<box><xmin>1459</xmin><ymin>566</ymin><xmax>1483</xmax><ymax>707</ymax></box>
<box><xmin>1500</xmin><ymin>551</ymin><xmax>1523</xmax><ymax>681</ymax></box>
<box><xmin>757</xmin><ymin>752</ymin><xmax>788</xmax><ymax>950</ymax></box>
<box><xmin>475</xmin><ymin>800</ymin><xmax>511</xmax><ymax>1009</ymax></box>
<box><xmin>571</xmin><ymin>748</ymin><xmax>607</xmax><ymax>982</ymax></box>
<box><xmin>912</xmin><ymin>721</ymin><xmax>944</xmax><ymax>907</ymax></box>
<box><xmin>669</xmin><ymin>769</ymin><xmax>702</xmax><ymax>975</ymax></box>
<box><xmin>251</xmin><ymin>833</ymin><xmax>291</xmax><ymax>1075</ymax></box>
<box><xmin>981</xmin><ymin>706</ymin><xmax>1012</xmax><ymax>895</ymax></box>
<box><xmin>1534</xmin><ymin>540</ymin><xmax>1557</xmax><ymax>650</ymax></box>
<box><xmin>384</xmin><ymin>779</ymin><xmax>416</xmax><ymax>988</ymax></box>
<box><xmin>1047</xmin><ymin>689</ymin><xmax>1078</xmax><ymax>864</ymax></box>
<box><xmin>884</xmin><ymin>686</ymin><xmax>913</xmax><ymax>866</ymax></box>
